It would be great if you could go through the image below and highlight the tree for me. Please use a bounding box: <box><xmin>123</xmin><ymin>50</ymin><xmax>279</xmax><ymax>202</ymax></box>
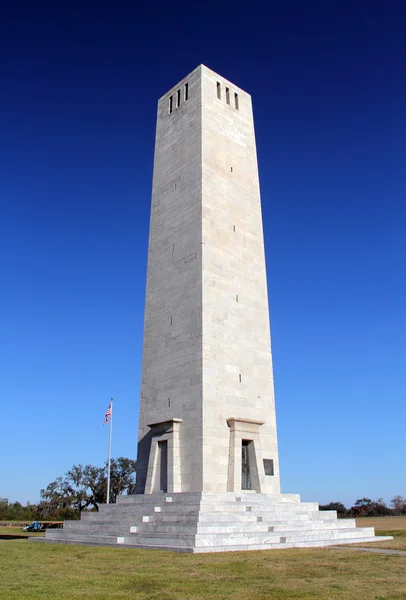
<box><xmin>354</xmin><ymin>497</ymin><xmax>374</xmax><ymax>507</ymax></box>
<box><xmin>39</xmin><ymin>457</ymin><xmax>137</xmax><ymax>518</ymax></box>
<box><xmin>108</xmin><ymin>457</ymin><xmax>137</xmax><ymax>502</ymax></box>
<box><xmin>391</xmin><ymin>495</ymin><xmax>406</xmax><ymax>515</ymax></box>
<box><xmin>66</xmin><ymin>464</ymin><xmax>106</xmax><ymax>511</ymax></box>
<box><xmin>319</xmin><ymin>502</ymin><xmax>348</xmax><ymax>517</ymax></box>
<box><xmin>373</xmin><ymin>498</ymin><xmax>392</xmax><ymax>516</ymax></box>
<box><xmin>38</xmin><ymin>476</ymin><xmax>78</xmax><ymax>520</ymax></box>
<box><xmin>351</xmin><ymin>497</ymin><xmax>392</xmax><ymax>517</ymax></box>
<box><xmin>0</xmin><ymin>498</ymin><xmax>38</xmax><ymax>521</ymax></box>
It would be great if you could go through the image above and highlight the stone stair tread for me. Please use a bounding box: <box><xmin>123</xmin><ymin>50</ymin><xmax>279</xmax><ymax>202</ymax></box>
<box><xmin>38</xmin><ymin>534</ymin><xmax>393</xmax><ymax>553</ymax></box>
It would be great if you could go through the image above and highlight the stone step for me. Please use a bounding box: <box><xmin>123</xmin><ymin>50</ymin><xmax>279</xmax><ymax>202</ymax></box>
<box><xmin>143</xmin><ymin>523</ymin><xmax>270</xmax><ymax>534</ymax></box>
<box><xmin>94</xmin><ymin>507</ymin><xmax>320</xmax><ymax>522</ymax></box>
<box><xmin>46</xmin><ymin>526</ymin><xmax>130</xmax><ymax>537</ymax></box>
<box><xmin>242</xmin><ymin>505</ymin><xmax>320</xmax><ymax>515</ymax></box>
<box><xmin>149</xmin><ymin>518</ymin><xmax>351</xmax><ymax>533</ymax></box>
<box><xmin>115</xmin><ymin>494</ymin><xmax>200</xmax><ymax>506</ymax></box>
<box><xmin>104</xmin><ymin>502</ymin><xmax>318</xmax><ymax>514</ymax></box>
<box><xmin>268</xmin><ymin>519</ymin><xmax>356</xmax><ymax>531</ymax></box>
<box><xmin>198</xmin><ymin>513</ymin><xmax>258</xmax><ymax>523</ymax></box>
<box><xmin>53</xmin><ymin>522</ymin><xmax>276</xmax><ymax>536</ymax></box>
<box><xmin>64</xmin><ymin>517</ymin><xmax>358</xmax><ymax>537</ymax></box>
<box><xmin>139</xmin><ymin>516</ymin><xmax>345</xmax><ymax>531</ymax></box>
<box><xmin>161</xmin><ymin>511</ymin><xmax>316</xmax><ymax>524</ymax></box>
<box><xmin>236</xmin><ymin>493</ymin><xmax>302</xmax><ymax>504</ymax></box>
<box><xmin>193</xmin><ymin>529</ymin><xmax>375</xmax><ymax>547</ymax></box>
<box><xmin>273</xmin><ymin>527</ymin><xmax>376</xmax><ymax>542</ymax></box>
<box><xmin>77</xmin><ymin>516</ymin><xmax>259</xmax><ymax>528</ymax></box>
<box><xmin>115</xmin><ymin>493</ymin><xmax>302</xmax><ymax>506</ymax></box>
<box><xmin>46</xmin><ymin>531</ymin><xmax>199</xmax><ymax>547</ymax></box>
<box><xmin>112</xmin><ymin>503</ymin><xmax>307</xmax><ymax>514</ymax></box>
<box><xmin>81</xmin><ymin>511</ymin><xmax>259</xmax><ymax>524</ymax></box>
<box><xmin>79</xmin><ymin>513</ymin><xmax>262</xmax><ymax>526</ymax></box>
<box><xmin>76</xmin><ymin>526</ymin><xmax>373</xmax><ymax>547</ymax></box>
<box><xmin>195</xmin><ymin>527</ymin><xmax>376</xmax><ymax>543</ymax></box>
<box><xmin>38</xmin><ymin>533</ymin><xmax>393</xmax><ymax>553</ymax></box>
<box><xmin>115</xmin><ymin>527</ymin><xmax>376</xmax><ymax>548</ymax></box>
<box><xmin>45</xmin><ymin>532</ymin><xmax>142</xmax><ymax>545</ymax></box>
<box><xmin>232</xmin><ymin>511</ymin><xmax>323</xmax><ymax>521</ymax></box>
<box><xmin>309</xmin><ymin>511</ymin><xmax>338</xmax><ymax>520</ymax></box>
<box><xmin>81</xmin><ymin>510</ymin><xmax>332</xmax><ymax>527</ymax></box>
<box><xmin>144</xmin><ymin>522</ymin><xmax>360</xmax><ymax>536</ymax></box>
<box><xmin>189</xmin><ymin>535</ymin><xmax>394</xmax><ymax>553</ymax></box>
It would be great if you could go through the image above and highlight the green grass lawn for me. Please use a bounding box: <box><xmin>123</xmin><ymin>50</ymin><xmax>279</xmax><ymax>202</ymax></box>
<box><xmin>0</xmin><ymin>536</ymin><xmax>405</xmax><ymax>600</ymax></box>
<box><xmin>352</xmin><ymin>517</ymin><xmax>406</xmax><ymax>551</ymax></box>
<box><xmin>352</xmin><ymin>529</ymin><xmax>406</xmax><ymax>551</ymax></box>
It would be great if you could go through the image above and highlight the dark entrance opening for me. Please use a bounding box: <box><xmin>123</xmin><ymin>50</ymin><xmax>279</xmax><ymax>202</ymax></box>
<box><xmin>158</xmin><ymin>441</ymin><xmax>168</xmax><ymax>493</ymax></box>
<box><xmin>241</xmin><ymin>440</ymin><xmax>253</xmax><ymax>490</ymax></box>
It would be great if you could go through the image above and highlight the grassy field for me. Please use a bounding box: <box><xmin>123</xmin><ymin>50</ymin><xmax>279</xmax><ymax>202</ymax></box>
<box><xmin>356</xmin><ymin>516</ymin><xmax>406</xmax><ymax>530</ymax></box>
<box><xmin>0</xmin><ymin>518</ymin><xmax>405</xmax><ymax>600</ymax></box>
<box><xmin>353</xmin><ymin>516</ymin><xmax>406</xmax><ymax>551</ymax></box>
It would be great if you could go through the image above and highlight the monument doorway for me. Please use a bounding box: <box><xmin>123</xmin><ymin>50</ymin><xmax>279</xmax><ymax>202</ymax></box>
<box><xmin>158</xmin><ymin>441</ymin><xmax>168</xmax><ymax>493</ymax></box>
<box><xmin>241</xmin><ymin>440</ymin><xmax>253</xmax><ymax>490</ymax></box>
<box><xmin>142</xmin><ymin>418</ymin><xmax>182</xmax><ymax>494</ymax></box>
<box><xmin>227</xmin><ymin>418</ymin><xmax>267</xmax><ymax>492</ymax></box>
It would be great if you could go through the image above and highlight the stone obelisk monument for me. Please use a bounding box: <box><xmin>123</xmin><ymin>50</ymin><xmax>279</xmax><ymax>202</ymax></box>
<box><xmin>43</xmin><ymin>66</ymin><xmax>390</xmax><ymax>551</ymax></box>
<box><xmin>136</xmin><ymin>64</ymin><xmax>279</xmax><ymax>496</ymax></box>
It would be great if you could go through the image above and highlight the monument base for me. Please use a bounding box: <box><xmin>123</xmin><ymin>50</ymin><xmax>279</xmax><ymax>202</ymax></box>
<box><xmin>36</xmin><ymin>492</ymin><xmax>392</xmax><ymax>552</ymax></box>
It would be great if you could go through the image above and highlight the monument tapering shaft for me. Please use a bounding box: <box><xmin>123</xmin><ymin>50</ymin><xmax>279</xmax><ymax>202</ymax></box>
<box><xmin>136</xmin><ymin>65</ymin><xmax>280</xmax><ymax>495</ymax></box>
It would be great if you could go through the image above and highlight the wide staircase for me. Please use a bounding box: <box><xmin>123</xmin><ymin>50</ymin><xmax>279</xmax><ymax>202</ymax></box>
<box><xmin>42</xmin><ymin>492</ymin><xmax>392</xmax><ymax>552</ymax></box>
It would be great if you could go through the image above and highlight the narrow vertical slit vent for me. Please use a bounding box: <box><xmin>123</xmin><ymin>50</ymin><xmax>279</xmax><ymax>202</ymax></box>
<box><xmin>176</xmin><ymin>89</ymin><xmax>180</xmax><ymax>108</ymax></box>
<box><xmin>239</xmin><ymin>374</ymin><xmax>242</xmax><ymax>383</ymax></box>
<box><xmin>225</xmin><ymin>87</ymin><xmax>230</xmax><ymax>104</ymax></box>
<box><xmin>170</xmin><ymin>317</ymin><xmax>173</xmax><ymax>326</ymax></box>
<box><xmin>169</xmin><ymin>96</ymin><xmax>173</xmax><ymax>114</ymax></box>
<box><xmin>236</xmin><ymin>295</ymin><xmax>239</xmax><ymax>303</ymax></box>
<box><xmin>234</xmin><ymin>93</ymin><xmax>239</xmax><ymax>110</ymax></box>
<box><xmin>217</xmin><ymin>81</ymin><xmax>221</xmax><ymax>99</ymax></box>
<box><xmin>168</xmin><ymin>398</ymin><xmax>171</xmax><ymax>407</ymax></box>
<box><xmin>233</xmin><ymin>225</ymin><xmax>236</xmax><ymax>232</ymax></box>
<box><xmin>230</xmin><ymin>167</ymin><xmax>233</xmax><ymax>172</ymax></box>
<box><xmin>184</xmin><ymin>82</ymin><xmax>189</xmax><ymax>101</ymax></box>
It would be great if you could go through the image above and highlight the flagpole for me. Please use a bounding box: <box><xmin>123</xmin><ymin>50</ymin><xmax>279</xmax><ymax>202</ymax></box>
<box><xmin>106</xmin><ymin>398</ymin><xmax>113</xmax><ymax>504</ymax></box>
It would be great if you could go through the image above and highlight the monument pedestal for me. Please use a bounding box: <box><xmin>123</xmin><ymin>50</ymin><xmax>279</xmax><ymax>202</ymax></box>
<box><xmin>41</xmin><ymin>493</ymin><xmax>391</xmax><ymax>552</ymax></box>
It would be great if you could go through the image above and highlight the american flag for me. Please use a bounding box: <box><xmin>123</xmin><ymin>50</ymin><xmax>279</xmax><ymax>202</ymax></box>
<box><xmin>104</xmin><ymin>404</ymin><xmax>112</xmax><ymax>425</ymax></box>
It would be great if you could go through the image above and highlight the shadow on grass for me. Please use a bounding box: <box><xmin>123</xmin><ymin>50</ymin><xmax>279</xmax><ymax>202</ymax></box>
<box><xmin>0</xmin><ymin>534</ymin><xmax>45</xmax><ymax>540</ymax></box>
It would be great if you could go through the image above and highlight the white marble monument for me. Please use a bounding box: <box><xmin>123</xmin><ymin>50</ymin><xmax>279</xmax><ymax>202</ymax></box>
<box><xmin>43</xmin><ymin>66</ymin><xmax>391</xmax><ymax>551</ymax></box>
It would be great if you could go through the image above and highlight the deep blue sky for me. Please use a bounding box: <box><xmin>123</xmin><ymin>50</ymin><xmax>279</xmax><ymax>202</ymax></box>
<box><xmin>1</xmin><ymin>1</ymin><xmax>405</xmax><ymax>507</ymax></box>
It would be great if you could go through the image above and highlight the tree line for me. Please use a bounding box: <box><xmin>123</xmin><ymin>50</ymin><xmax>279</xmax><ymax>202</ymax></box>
<box><xmin>0</xmin><ymin>457</ymin><xmax>136</xmax><ymax>521</ymax></box>
<box><xmin>320</xmin><ymin>496</ymin><xmax>406</xmax><ymax>517</ymax></box>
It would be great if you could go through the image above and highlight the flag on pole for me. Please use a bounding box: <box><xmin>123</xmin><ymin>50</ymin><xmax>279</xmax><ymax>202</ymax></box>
<box><xmin>104</xmin><ymin>404</ymin><xmax>112</xmax><ymax>425</ymax></box>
